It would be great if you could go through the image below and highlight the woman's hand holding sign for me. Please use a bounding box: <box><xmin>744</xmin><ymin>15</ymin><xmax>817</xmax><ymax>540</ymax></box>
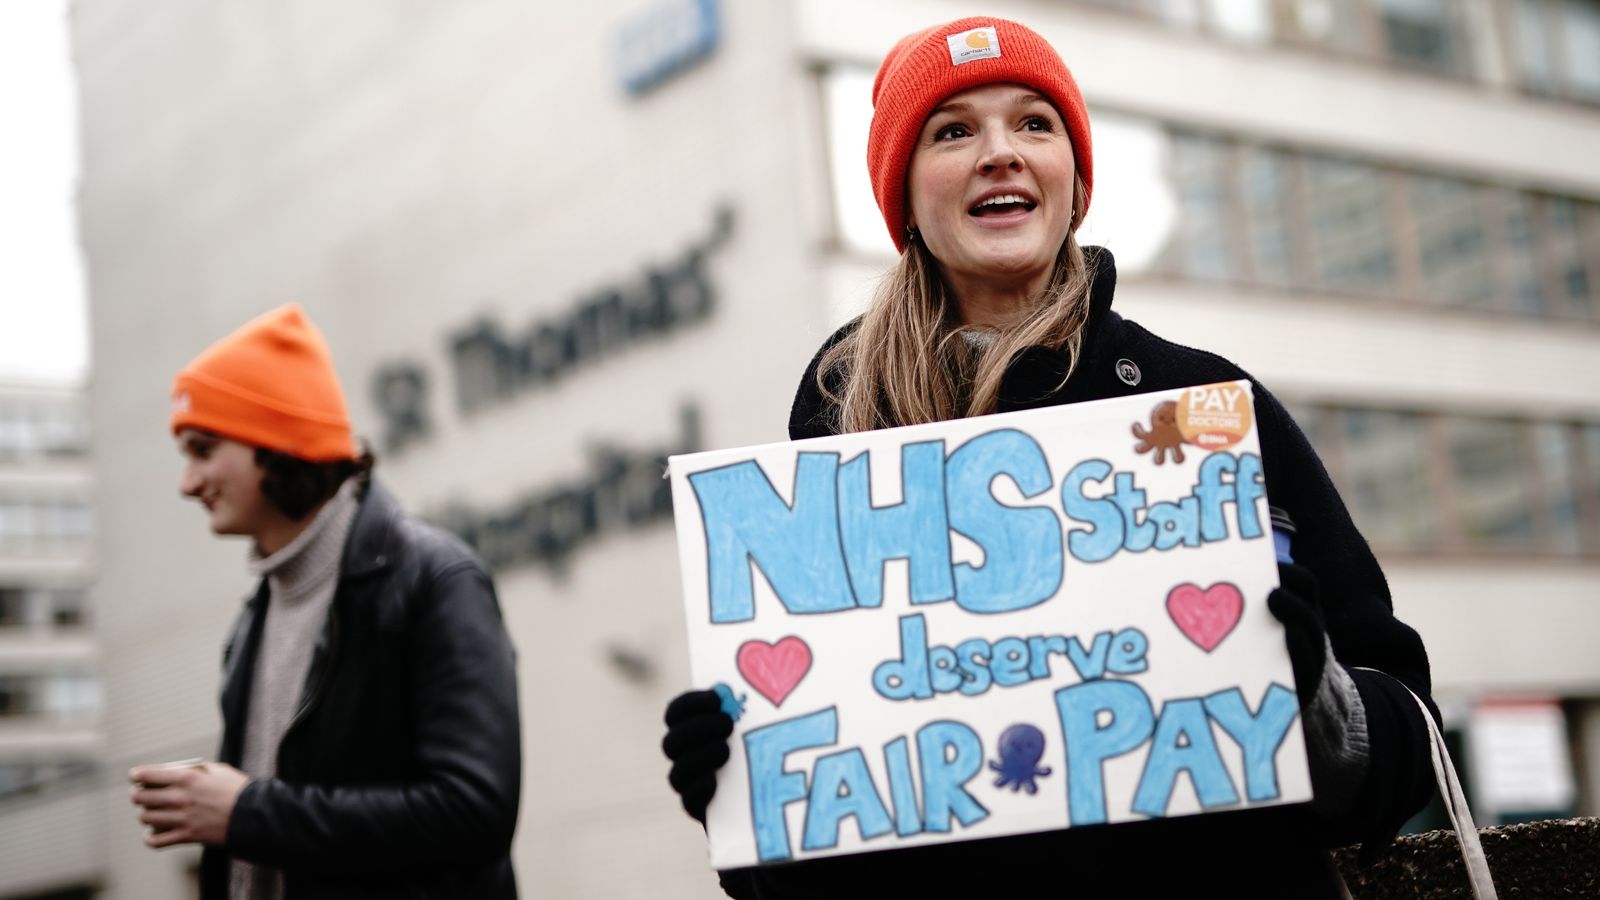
<box><xmin>663</xmin><ymin>689</ymin><xmax>734</xmax><ymax>824</ymax></box>
<box><xmin>1267</xmin><ymin>562</ymin><xmax>1329</xmax><ymax>711</ymax></box>
<box><xmin>1268</xmin><ymin>561</ymin><xmax>1374</xmax><ymax>822</ymax></box>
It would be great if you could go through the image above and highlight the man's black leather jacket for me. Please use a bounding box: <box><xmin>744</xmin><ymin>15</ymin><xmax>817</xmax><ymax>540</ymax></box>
<box><xmin>200</xmin><ymin>479</ymin><xmax>521</xmax><ymax>899</ymax></box>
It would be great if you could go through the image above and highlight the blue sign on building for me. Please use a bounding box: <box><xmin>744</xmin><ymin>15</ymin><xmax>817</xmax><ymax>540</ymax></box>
<box><xmin>616</xmin><ymin>0</ymin><xmax>720</xmax><ymax>96</ymax></box>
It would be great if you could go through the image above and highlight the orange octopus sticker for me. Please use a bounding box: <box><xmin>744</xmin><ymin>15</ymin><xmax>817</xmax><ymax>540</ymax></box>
<box><xmin>1131</xmin><ymin>400</ymin><xmax>1189</xmax><ymax>465</ymax></box>
<box><xmin>1176</xmin><ymin>383</ymin><xmax>1254</xmax><ymax>451</ymax></box>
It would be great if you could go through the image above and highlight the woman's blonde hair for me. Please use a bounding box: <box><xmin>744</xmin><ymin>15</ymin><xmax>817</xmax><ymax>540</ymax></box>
<box><xmin>819</xmin><ymin>175</ymin><xmax>1094</xmax><ymax>433</ymax></box>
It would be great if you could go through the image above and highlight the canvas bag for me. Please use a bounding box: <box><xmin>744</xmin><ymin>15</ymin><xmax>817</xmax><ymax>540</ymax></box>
<box><xmin>1337</xmin><ymin>671</ymin><xmax>1498</xmax><ymax>900</ymax></box>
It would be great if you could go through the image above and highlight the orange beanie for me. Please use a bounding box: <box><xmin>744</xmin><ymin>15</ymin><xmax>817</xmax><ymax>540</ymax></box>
<box><xmin>868</xmin><ymin>17</ymin><xmax>1093</xmax><ymax>253</ymax></box>
<box><xmin>170</xmin><ymin>304</ymin><xmax>357</xmax><ymax>461</ymax></box>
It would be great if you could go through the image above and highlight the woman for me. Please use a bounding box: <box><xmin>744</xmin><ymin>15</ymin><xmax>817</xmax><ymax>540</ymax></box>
<box><xmin>664</xmin><ymin>17</ymin><xmax>1436</xmax><ymax>898</ymax></box>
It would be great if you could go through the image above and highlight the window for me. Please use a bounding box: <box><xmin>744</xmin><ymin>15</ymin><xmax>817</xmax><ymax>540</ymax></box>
<box><xmin>0</xmin><ymin>675</ymin><xmax>29</xmax><ymax>716</ymax></box>
<box><xmin>1063</xmin><ymin>0</ymin><xmax>1600</xmax><ymax>99</ymax></box>
<box><xmin>1583</xmin><ymin>424</ymin><xmax>1600</xmax><ymax>549</ymax></box>
<box><xmin>1155</xmin><ymin>0</ymin><xmax>1204</xmax><ymax>29</ymax></box>
<box><xmin>1509</xmin><ymin>0</ymin><xmax>1600</xmax><ymax>102</ymax></box>
<box><xmin>1204</xmin><ymin>0</ymin><xmax>1274</xmax><ymax>44</ymax></box>
<box><xmin>0</xmin><ymin>412</ymin><xmax>23</xmax><ymax>459</ymax></box>
<box><xmin>1281</xmin><ymin>0</ymin><xmax>1379</xmax><ymax>55</ymax></box>
<box><xmin>1378</xmin><ymin>0</ymin><xmax>1462</xmax><ymax>71</ymax></box>
<box><xmin>1169</xmin><ymin>132</ymin><xmax>1238</xmax><ymax>280</ymax></box>
<box><xmin>54</xmin><ymin>501</ymin><xmax>93</xmax><ymax>542</ymax></box>
<box><xmin>821</xmin><ymin>66</ymin><xmax>890</xmax><ymax>257</ymax></box>
<box><xmin>0</xmin><ymin>497</ymin><xmax>92</xmax><ymax>549</ymax></box>
<box><xmin>1339</xmin><ymin>410</ymin><xmax>1440</xmax><ymax>547</ymax></box>
<box><xmin>0</xmin><ymin>399</ymin><xmax>88</xmax><ymax>460</ymax></box>
<box><xmin>1409</xmin><ymin>175</ymin><xmax>1493</xmax><ymax>308</ymax></box>
<box><xmin>41</xmin><ymin>671</ymin><xmax>101</xmax><ymax>721</ymax></box>
<box><xmin>1150</xmin><ymin>124</ymin><xmax>1600</xmax><ymax>321</ymax></box>
<box><xmin>1562</xmin><ymin>0</ymin><xmax>1600</xmax><ymax>100</ymax></box>
<box><xmin>1240</xmin><ymin>147</ymin><xmax>1298</xmax><ymax>286</ymax></box>
<box><xmin>1532</xmin><ymin>423</ymin><xmax>1584</xmax><ymax>552</ymax></box>
<box><xmin>39</xmin><ymin>405</ymin><xmax>89</xmax><ymax>457</ymax></box>
<box><xmin>1288</xmin><ymin>403</ymin><xmax>1332</xmax><ymax>453</ymax></box>
<box><xmin>1305</xmin><ymin>157</ymin><xmax>1396</xmax><ymax>292</ymax></box>
<box><xmin>0</xmin><ymin>500</ymin><xmax>28</xmax><ymax>547</ymax></box>
<box><xmin>51</xmin><ymin>590</ymin><xmax>87</xmax><ymax>628</ymax></box>
<box><xmin>0</xmin><ymin>758</ymin><xmax>97</xmax><ymax>801</ymax></box>
<box><xmin>1545</xmin><ymin>197</ymin><xmax>1596</xmax><ymax>318</ymax></box>
<box><xmin>0</xmin><ymin>588</ymin><xmax>87</xmax><ymax>629</ymax></box>
<box><xmin>1501</xmin><ymin>192</ymin><xmax>1548</xmax><ymax>316</ymax></box>
<box><xmin>1302</xmin><ymin>405</ymin><xmax>1600</xmax><ymax>556</ymax></box>
<box><xmin>1448</xmin><ymin>418</ymin><xmax>1536</xmax><ymax>543</ymax></box>
<box><xmin>1511</xmin><ymin>0</ymin><xmax>1561</xmax><ymax>92</ymax></box>
<box><xmin>0</xmin><ymin>672</ymin><xmax>99</xmax><ymax>721</ymax></box>
<box><xmin>0</xmin><ymin>588</ymin><xmax>24</xmax><ymax>627</ymax></box>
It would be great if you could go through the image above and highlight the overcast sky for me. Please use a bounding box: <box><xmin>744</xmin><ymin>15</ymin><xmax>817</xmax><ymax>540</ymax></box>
<box><xmin>0</xmin><ymin>0</ymin><xmax>88</xmax><ymax>385</ymax></box>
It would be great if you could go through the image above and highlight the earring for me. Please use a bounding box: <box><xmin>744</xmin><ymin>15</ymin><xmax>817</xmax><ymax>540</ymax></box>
<box><xmin>906</xmin><ymin>225</ymin><xmax>920</xmax><ymax>242</ymax></box>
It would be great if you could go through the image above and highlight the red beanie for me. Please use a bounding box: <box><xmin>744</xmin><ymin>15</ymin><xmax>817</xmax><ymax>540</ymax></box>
<box><xmin>170</xmin><ymin>304</ymin><xmax>358</xmax><ymax>461</ymax></box>
<box><xmin>868</xmin><ymin>17</ymin><xmax>1093</xmax><ymax>253</ymax></box>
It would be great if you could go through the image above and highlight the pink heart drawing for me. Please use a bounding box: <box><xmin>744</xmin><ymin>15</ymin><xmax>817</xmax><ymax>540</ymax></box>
<box><xmin>736</xmin><ymin>637</ymin><xmax>812</xmax><ymax>707</ymax></box>
<box><xmin>1166</xmin><ymin>582</ymin><xmax>1244</xmax><ymax>653</ymax></box>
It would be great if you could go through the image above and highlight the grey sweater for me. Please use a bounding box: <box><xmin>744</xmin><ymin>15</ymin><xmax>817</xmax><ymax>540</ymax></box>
<box><xmin>230</xmin><ymin>480</ymin><xmax>360</xmax><ymax>900</ymax></box>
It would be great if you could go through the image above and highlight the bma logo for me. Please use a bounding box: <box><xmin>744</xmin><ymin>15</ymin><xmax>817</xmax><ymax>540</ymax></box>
<box><xmin>616</xmin><ymin>0</ymin><xmax>719</xmax><ymax>95</ymax></box>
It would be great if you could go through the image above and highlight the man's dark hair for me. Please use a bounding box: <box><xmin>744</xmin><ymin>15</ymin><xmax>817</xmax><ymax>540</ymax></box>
<box><xmin>255</xmin><ymin>447</ymin><xmax>377</xmax><ymax>520</ymax></box>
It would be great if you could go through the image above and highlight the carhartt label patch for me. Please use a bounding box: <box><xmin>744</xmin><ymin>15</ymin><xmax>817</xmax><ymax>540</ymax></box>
<box><xmin>947</xmin><ymin>27</ymin><xmax>1000</xmax><ymax>65</ymax></box>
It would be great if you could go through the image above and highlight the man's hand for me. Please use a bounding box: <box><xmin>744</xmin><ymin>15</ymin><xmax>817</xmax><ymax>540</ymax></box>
<box><xmin>129</xmin><ymin>761</ymin><xmax>250</xmax><ymax>848</ymax></box>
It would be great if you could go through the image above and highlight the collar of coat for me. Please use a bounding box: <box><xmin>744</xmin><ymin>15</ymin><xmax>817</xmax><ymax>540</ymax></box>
<box><xmin>336</xmin><ymin>477</ymin><xmax>399</xmax><ymax>580</ymax></box>
<box><xmin>240</xmin><ymin>478</ymin><xmax>398</xmax><ymax>615</ymax></box>
<box><xmin>992</xmin><ymin>244</ymin><xmax>1123</xmax><ymax>413</ymax></box>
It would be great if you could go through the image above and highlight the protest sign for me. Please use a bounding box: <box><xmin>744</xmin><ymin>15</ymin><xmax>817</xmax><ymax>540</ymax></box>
<box><xmin>667</xmin><ymin>381</ymin><xmax>1310</xmax><ymax>868</ymax></box>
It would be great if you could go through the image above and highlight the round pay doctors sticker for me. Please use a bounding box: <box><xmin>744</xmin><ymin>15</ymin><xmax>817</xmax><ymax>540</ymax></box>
<box><xmin>1177</xmin><ymin>383</ymin><xmax>1254</xmax><ymax>451</ymax></box>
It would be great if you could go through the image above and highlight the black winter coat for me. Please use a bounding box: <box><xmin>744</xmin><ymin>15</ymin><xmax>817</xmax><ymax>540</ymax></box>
<box><xmin>200</xmin><ymin>480</ymin><xmax>521</xmax><ymax>900</ymax></box>
<box><xmin>719</xmin><ymin>247</ymin><xmax>1437</xmax><ymax>899</ymax></box>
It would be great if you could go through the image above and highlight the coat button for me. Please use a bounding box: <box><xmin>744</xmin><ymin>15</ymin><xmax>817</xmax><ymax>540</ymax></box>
<box><xmin>1115</xmin><ymin>359</ymin><xmax>1141</xmax><ymax>386</ymax></box>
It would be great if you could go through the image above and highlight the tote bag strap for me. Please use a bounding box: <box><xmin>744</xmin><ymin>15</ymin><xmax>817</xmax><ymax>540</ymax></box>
<box><xmin>1342</xmin><ymin>668</ymin><xmax>1498</xmax><ymax>900</ymax></box>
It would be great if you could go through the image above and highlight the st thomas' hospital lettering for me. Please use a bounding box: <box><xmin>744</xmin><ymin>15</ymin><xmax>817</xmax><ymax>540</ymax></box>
<box><xmin>432</xmin><ymin>404</ymin><xmax>701</xmax><ymax>577</ymax></box>
<box><xmin>363</xmin><ymin>206</ymin><xmax>733</xmax><ymax>575</ymax></box>
<box><xmin>670</xmin><ymin>384</ymin><xmax>1309</xmax><ymax>868</ymax></box>
<box><xmin>370</xmin><ymin>204</ymin><xmax>733</xmax><ymax>452</ymax></box>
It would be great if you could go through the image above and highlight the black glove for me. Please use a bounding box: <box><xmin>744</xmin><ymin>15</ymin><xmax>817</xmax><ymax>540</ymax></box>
<box><xmin>1267</xmin><ymin>561</ymin><xmax>1327</xmax><ymax>710</ymax></box>
<box><xmin>662</xmin><ymin>689</ymin><xmax>734</xmax><ymax>824</ymax></box>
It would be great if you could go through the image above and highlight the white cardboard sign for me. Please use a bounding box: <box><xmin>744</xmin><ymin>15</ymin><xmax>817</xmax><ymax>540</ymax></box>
<box><xmin>668</xmin><ymin>381</ymin><xmax>1310</xmax><ymax>868</ymax></box>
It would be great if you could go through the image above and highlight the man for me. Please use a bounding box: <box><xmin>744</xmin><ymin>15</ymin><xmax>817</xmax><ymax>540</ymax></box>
<box><xmin>130</xmin><ymin>304</ymin><xmax>522</xmax><ymax>899</ymax></box>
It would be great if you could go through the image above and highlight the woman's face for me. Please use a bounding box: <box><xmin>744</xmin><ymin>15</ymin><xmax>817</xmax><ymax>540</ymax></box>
<box><xmin>906</xmin><ymin>83</ymin><xmax>1076</xmax><ymax>298</ymax></box>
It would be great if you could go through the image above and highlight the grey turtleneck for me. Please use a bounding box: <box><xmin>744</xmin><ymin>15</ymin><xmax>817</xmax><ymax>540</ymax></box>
<box><xmin>230</xmin><ymin>478</ymin><xmax>361</xmax><ymax>900</ymax></box>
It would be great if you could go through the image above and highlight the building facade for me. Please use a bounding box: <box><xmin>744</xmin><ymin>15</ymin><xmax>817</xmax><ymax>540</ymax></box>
<box><xmin>0</xmin><ymin>381</ymin><xmax>99</xmax><ymax>900</ymax></box>
<box><xmin>47</xmin><ymin>0</ymin><xmax>1600</xmax><ymax>897</ymax></box>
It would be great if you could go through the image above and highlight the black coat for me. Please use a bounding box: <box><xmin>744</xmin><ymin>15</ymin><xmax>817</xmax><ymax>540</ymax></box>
<box><xmin>200</xmin><ymin>480</ymin><xmax>521</xmax><ymax>900</ymax></box>
<box><xmin>720</xmin><ymin>247</ymin><xmax>1437</xmax><ymax>899</ymax></box>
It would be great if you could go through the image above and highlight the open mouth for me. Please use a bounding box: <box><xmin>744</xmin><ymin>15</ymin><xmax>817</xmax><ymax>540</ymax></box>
<box><xmin>969</xmin><ymin>193</ymin><xmax>1037</xmax><ymax>217</ymax></box>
